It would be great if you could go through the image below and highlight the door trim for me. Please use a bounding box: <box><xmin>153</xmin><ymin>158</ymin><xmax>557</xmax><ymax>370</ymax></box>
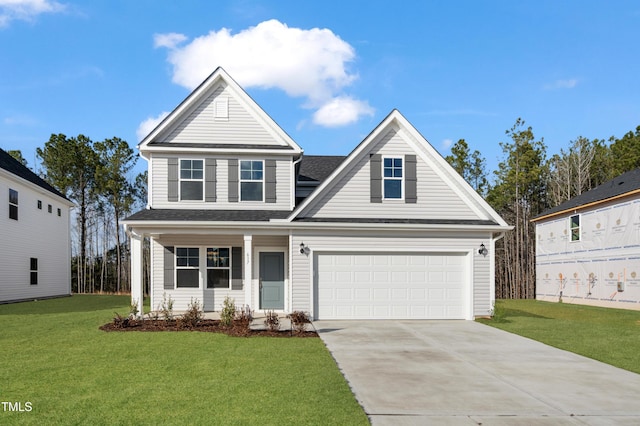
<box><xmin>253</xmin><ymin>246</ymin><xmax>288</xmax><ymax>313</ymax></box>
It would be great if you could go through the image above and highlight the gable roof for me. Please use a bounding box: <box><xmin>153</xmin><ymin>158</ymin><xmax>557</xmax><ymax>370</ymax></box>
<box><xmin>138</xmin><ymin>67</ymin><xmax>302</xmax><ymax>155</ymax></box>
<box><xmin>298</xmin><ymin>155</ymin><xmax>346</xmax><ymax>183</ymax></box>
<box><xmin>533</xmin><ymin>167</ymin><xmax>640</xmax><ymax>222</ymax></box>
<box><xmin>0</xmin><ymin>148</ymin><xmax>70</xmax><ymax>202</ymax></box>
<box><xmin>287</xmin><ymin>109</ymin><xmax>510</xmax><ymax>228</ymax></box>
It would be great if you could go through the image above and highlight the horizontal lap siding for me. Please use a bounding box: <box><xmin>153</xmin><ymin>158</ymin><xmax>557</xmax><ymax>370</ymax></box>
<box><xmin>301</xmin><ymin>129</ymin><xmax>478</xmax><ymax>219</ymax></box>
<box><xmin>150</xmin><ymin>156</ymin><xmax>291</xmax><ymax>210</ymax></box>
<box><xmin>0</xmin><ymin>178</ymin><xmax>70</xmax><ymax>302</ymax></box>
<box><xmin>290</xmin><ymin>231</ymin><xmax>492</xmax><ymax>317</ymax></box>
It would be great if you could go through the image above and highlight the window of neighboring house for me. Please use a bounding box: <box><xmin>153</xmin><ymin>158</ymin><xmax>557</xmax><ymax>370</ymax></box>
<box><xmin>9</xmin><ymin>189</ymin><xmax>18</xmax><ymax>220</ymax></box>
<box><xmin>570</xmin><ymin>214</ymin><xmax>580</xmax><ymax>242</ymax></box>
<box><xmin>37</xmin><ymin>200</ymin><xmax>42</xmax><ymax>210</ymax></box>
<box><xmin>57</xmin><ymin>208</ymin><xmax>61</xmax><ymax>217</ymax></box>
<box><xmin>48</xmin><ymin>204</ymin><xmax>52</xmax><ymax>213</ymax></box>
<box><xmin>175</xmin><ymin>247</ymin><xmax>200</xmax><ymax>288</ymax></box>
<box><xmin>383</xmin><ymin>157</ymin><xmax>403</xmax><ymax>199</ymax></box>
<box><xmin>30</xmin><ymin>258</ymin><xmax>38</xmax><ymax>285</ymax></box>
<box><xmin>180</xmin><ymin>159</ymin><xmax>204</xmax><ymax>201</ymax></box>
<box><xmin>206</xmin><ymin>247</ymin><xmax>230</xmax><ymax>288</ymax></box>
<box><xmin>240</xmin><ymin>160</ymin><xmax>263</xmax><ymax>201</ymax></box>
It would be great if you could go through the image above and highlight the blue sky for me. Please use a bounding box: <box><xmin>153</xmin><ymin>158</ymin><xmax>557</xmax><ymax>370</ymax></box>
<box><xmin>1</xmin><ymin>0</ymin><xmax>639</xmax><ymax>181</ymax></box>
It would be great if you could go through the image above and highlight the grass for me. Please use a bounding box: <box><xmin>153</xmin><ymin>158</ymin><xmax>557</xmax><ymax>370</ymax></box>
<box><xmin>0</xmin><ymin>295</ymin><xmax>368</xmax><ymax>425</ymax></box>
<box><xmin>478</xmin><ymin>299</ymin><xmax>640</xmax><ymax>374</ymax></box>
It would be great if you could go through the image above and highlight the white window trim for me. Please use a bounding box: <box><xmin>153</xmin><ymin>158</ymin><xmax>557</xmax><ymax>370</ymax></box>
<box><xmin>179</xmin><ymin>158</ymin><xmax>204</xmax><ymax>202</ymax></box>
<box><xmin>239</xmin><ymin>159</ymin><xmax>265</xmax><ymax>202</ymax></box>
<box><xmin>206</xmin><ymin>247</ymin><xmax>232</xmax><ymax>289</ymax></box>
<box><xmin>175</xmin><ymin>247</ymin><xmax>201</xmax><ymax>289</ymax></box>
<box><xmin>569</xmin><ymin>214</ymin><xmax>581</xmax><ymax>242</ymax></box>
<box><xmin>382</xmin><ymin>155</ymin><xmax>404</xmax><ymax>200</ymax></box>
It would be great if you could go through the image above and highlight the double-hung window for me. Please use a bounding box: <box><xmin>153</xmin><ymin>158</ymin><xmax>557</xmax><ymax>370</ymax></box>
<box><xmin>207</xmin><ymin>247</ymin><xmax>230</xmax><ymax>288</ymax></box>
<box><xmin>383</xmin><ymin>157</ymin><xmax>403</xmax><ymax>199</ymax></box>
<box><xmin>240</xmin><ymin>160</ymin><xmax>263</xmax><ymax>201</ymax></box>
<box><xmin>30</xmin><ymin>258</ymin><xmax>38</xmax><ymax>285</ymax></box>
<box><xmin>570</xmin><ymin>215</ymin><xmax>580</xmax><ymax>242</ymax></box>
<box><xmin>180</xmin><ymin>159</ymin><xmax>204</xmax><ymax>201</ymax></box>
<box><xmin>9</xmin><ymin>189</ymin><xmax>18</xmax><ymax>220</ymax></box>
<box><xmin>176</xmin><ymin>248</ymin><xmax>199</xmax><ymax>288</ymax></box>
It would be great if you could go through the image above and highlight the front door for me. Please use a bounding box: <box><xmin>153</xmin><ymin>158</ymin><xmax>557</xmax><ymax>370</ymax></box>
<box><xmin>259</xmin><ymin>251</ymin><xmax>285</xmax><ymax>310</ymax></box>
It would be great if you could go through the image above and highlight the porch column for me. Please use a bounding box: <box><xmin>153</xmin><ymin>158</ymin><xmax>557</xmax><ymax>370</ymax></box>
<box><xmin>130</xmin><ymin>231</ymin><xmax>144</xmax><ymax>318</ymax></box>
<box><xmin>243</xmin><ymin>234</ymin><xmax>253</xmax><ymax>310</ymax></box>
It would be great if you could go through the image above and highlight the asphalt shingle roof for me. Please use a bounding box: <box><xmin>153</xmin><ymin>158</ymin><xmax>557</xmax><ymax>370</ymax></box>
<box><xmin>0</xmin><ymin>148</ymin><xmax>68</xmax><ymax>200</ymax></box>
<box><xmin>125</xmin><ymin>209</ymin><xmax>291</xmax><ymax>222</ymax></box>
<box><xmin>298</xmin><ymin>155</ymin><xmax>346</xmax><ymax>182</ymax></box>
<box><xmin>535</xmin><ymin>167</ymin><xmax>640</xmax><ymax>219</ymax></box>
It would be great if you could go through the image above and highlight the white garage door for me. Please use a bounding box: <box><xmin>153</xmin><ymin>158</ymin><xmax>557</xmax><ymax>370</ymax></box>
<box><xmin>315</xmin><ymin>252</ymin><xmax>468</xmax><ymax>320</ymax></box>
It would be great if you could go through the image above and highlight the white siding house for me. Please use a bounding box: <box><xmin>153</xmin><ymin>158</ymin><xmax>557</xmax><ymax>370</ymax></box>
<box><xmin>123</xmin><ymin>67</ymin><xmax>511</xmax><ymax>320</ymax></box>
<box><xmin>0</xmin><ymin>149</ymin><xmax>73</xmax><ymax>303</ymax></box>
<box><xmin>532</xmin><ymin>168</ymin><xmax>640</xmax><ymax>311</ymax></box>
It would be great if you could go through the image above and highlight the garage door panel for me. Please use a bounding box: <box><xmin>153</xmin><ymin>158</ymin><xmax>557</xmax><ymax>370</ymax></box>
<box><xmin>316</xmin><ymin>252</ymin><xmax>467</xmax><ymax>320</ymax></box>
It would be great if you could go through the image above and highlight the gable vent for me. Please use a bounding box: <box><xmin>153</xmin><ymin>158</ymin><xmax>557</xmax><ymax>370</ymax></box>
<box><xmin>214</xmin><ymin>98</ymin><xmax>229</xmax><ymax>120</ymax></box>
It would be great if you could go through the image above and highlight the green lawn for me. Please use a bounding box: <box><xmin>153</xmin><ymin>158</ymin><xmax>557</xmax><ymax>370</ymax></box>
<box><xmin>0</xmin><ymin>295</ymin><xmax>368</xmax><ymax>425</ymax></box>
<box><xmin>478</xmin><ymin>299</ymin><xmax>640</xmax><ymax>374</ymax></box>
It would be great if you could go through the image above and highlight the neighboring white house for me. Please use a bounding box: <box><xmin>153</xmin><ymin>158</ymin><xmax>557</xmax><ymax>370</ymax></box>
<box><xmin>532</xmin><ymin>168</ymin><xmax>640</xmax><ymax>311</ymax></box>
<box><xmin>123</xmin><ymin>67</ymin><xmax>511</xmax><ymax>320</ymax></box>
<box><xmin>0</xmin><ymin>148</ymin><xmax>74</xmax><ymax>303</ymax></box>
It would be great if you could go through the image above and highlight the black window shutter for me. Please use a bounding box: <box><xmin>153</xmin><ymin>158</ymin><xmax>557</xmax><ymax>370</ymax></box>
<box><xmin>231</xmin><ymin>247</ymin><xmax>243</xmax><ymax>290</ymax></box>
<box><xmin>265</xmin><ymin>160</ymin><xmax>277</xmax><ymax>203</ymax></box>
<box><xmin>164</xmin><ymin>246</ymin><xmax>174</xmax><ymax>290</ymax></box>
<box><xmin>228</xmin><ymin>159</ymin><xmax>239</xmax><ymax>202</ymax></box>
<box><xmin>370</xmin><ymin>154</ymin><xmax>382</xmax><ymax>203</ymax></box>
<box><xmin>168</xmin><ymin>158</ymin><xmax>179</xmax><ymax>202</ymax></box>
<box><xmin>205</xmin><ymin>159</ymin><xmax>217</xmax><ymax>202</ymax></box>
<box><xmin>405</xmin><ymin>155</ymin><xmax>417</xmax><ymax>203</ymax></box>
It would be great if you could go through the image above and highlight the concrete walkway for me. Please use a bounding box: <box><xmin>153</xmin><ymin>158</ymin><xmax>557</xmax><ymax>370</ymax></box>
<box><xmin>314</xmin><ymin>320</ymin><xmax>640</xmax><ymax>425</ymax></box>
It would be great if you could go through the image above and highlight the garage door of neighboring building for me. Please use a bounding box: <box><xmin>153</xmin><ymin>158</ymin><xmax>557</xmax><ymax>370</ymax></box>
<box><xmin>315</xmin><ymin>252</ymin><xmax>468</xmax><ymax>320</ymax></box>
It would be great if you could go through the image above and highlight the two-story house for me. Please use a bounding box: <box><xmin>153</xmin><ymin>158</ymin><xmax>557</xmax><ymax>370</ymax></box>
<box><xmin>0</xmin><ymin>148</ymin><xmax>73</xmax><ymax>303</ymax></box>
<box><xmin>124</xmin><ymin>67</ymin><xmax>510</xmax><ymax>320</ymax></box>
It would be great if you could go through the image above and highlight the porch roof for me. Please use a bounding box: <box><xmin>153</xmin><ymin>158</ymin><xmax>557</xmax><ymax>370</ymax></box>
<box><xmin>124</xmin><ymin>209</ymin><xmax>291</xmax><ymax>222</ymax></box>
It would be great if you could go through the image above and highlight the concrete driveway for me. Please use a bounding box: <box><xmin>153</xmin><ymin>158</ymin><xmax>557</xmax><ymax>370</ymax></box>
<box><xmin>314</xmin><ymin>320</ymin><xmax>640</xmax><ymax>425</ymax></box>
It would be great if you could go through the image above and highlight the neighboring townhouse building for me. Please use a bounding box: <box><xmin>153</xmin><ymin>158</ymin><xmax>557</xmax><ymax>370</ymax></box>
<box><xmin>124</xmin><ymin>67</ymin><xmax>511</xmax><ymax>320</ymax></box>
<box><xmin>0</xmin><ymin>148</ymin><xmax>73</xmax><ymax>303</ymax></box>
<box><xmin>533</xmin><ymin>168</ymin><xmax>640</xmax><ymax>311</ymax></box>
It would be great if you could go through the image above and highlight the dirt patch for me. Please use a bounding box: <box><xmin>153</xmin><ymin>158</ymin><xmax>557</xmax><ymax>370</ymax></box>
<box><xmin>99</xmin><ymin>319</ymin><xmax>318</xmax><ymax>338</ymax></box>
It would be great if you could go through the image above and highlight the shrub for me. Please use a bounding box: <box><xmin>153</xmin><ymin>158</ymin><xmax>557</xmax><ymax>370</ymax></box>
<box><xmin>287</xmin><ymin>311</ymin><xmax>310</xmax><ymax>334</ymax></box>
<box><xmin>179</xmin><ymin>298</ymin><xmax>203</xmax><ymax>329</ymax></box>
<box><xmin>129</xmin><ymin>300</ymin><xmax>139</xmax><ymax>319</ymax></box>
<box><xmin>233</xmin><ymin>306</ymin><xmax>253</xmax><ymax>336</ymax></box>
<box><xmin>160</xmin><ymin>293</ymin><xmax>174</xmax><ymax>321</ymax></box>
<box><xmin>220</xmin><ymin>296</ymin><xmax>236</xmax><ymax>327</ymax></box>
<box><xmin>264</xmin><ymin>310</ymin><xmax>280</xmax><ymax>332</ymax></box>
<box><xmin>491</xmin><ymin>300</ymin><xmax>507</xmax><ymax>323</ymax></box>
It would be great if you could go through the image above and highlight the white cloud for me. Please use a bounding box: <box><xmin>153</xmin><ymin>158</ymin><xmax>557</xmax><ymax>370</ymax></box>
<box><xmin>544</xmin><ymin>78</ymin><xmax>578</xmax><ymax>90</ymax></box>
<box><xmin>441</xmin><ymin>138</ymin><xmax>453</xmax><ymax>150</ymax></box>
<box><xmin>0</xmin><ymin>0</ymin><xmax>66</xmax><ymax>27</ymax></box>
<box><xmin>136</xmin><ymin>111</ymin><xmax>169</xmax><ymax>142</ymax></box>
<box><xmin>153</xmin><ymin>19</ymin><xmax>371</xmax><ymax>127</ymax></box>
<box><xmin>313</xmin><ymin>96</ymin><xmax>374</xmax><ymax>127</ymax></box>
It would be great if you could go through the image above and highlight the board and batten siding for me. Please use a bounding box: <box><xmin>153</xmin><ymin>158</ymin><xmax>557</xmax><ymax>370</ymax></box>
<box><xmin>300</xmin><ymin>128</ymin><xmax>480</xmax><ymax>220</ymax></box>
<box><xmin>0</xmin><ymin>176</ymin><xmax>71</xmax><ymax>302</ymax></box>
<box><xmin>162</xmin><ymin>83</ymin><xmax>289</xmax><ymax>147</ymax></box>
<box><xmin>149</xmin><ymin>156</ymin><xmax>292</xmax><ymax>210</ymax></box>
<box><xmin>289</xmin><ymin>231</ymin><xmax>492</xmax><ymax>318</ymax></box>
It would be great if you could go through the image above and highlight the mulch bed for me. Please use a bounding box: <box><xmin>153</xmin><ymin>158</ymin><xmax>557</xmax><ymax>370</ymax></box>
<box><xmin>99</xmin><ymin>319</ymin><xmax>318</xmax><ymax>338</ymax></box>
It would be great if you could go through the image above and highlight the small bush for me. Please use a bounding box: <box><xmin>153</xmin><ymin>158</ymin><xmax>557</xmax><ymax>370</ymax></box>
<box><xmin>264</xmin><ymin>310</ymin><xmax>280</xmax><ymax>332</ymax></box>
<box><xmin>220</xmin><ymin>296</ymin><xmax>236</xmax><ymax>327</ymax></box>
<box><xmin>113</xmin><ymin>312</ymin><xmax>135</xmax><ymax>328</ymax></box>
<box><xmin>129</xmin><ymin>300</ymin><xmax>139</xmax><ymax>319</ymax></box>
<box><xmin>233</xmin><ymin>306</ymin><xmax>253</xmax><ymax>336</ymax></box>
<box><xmin>288</xmin><ymin>311</ymin><xmax>310</xmax><ymax>334</ymax></box>
<box><xmin>179</xmin><ymin>298</ymin><xmax>203</xmax><ymax>329</ymax></box>
<box><xmin>160</xmin><ymin>293</ymin><xmax>174</xmax><ymax>321</ymax></box>
<box><xmin>492</xmin><ymin>300</ymin><xmax>507</xmax><ymax>323</ymax></box>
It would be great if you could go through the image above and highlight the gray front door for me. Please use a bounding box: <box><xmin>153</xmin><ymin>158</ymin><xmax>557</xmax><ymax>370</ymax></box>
<box><xmin>259</xmin><ymin>251</ymin><xmax>285</xmax><ymax>310</ymax></box>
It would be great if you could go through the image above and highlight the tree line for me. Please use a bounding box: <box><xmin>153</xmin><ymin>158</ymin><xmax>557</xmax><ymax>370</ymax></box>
<box><xmin>446</xmin><ymin>121</ymin><xmax>640</xmax><ymax>299</ymax></box>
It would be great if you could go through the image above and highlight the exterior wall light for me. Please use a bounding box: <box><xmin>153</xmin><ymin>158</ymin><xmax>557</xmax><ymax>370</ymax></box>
<box><xmin>300</xmin><ymin>242</ymin><xmax>306</xmax><ymax>254</ymax></box>
<box><xmin>478</xmin><ymin>243</ymin><xmax>488</xmax><ymax>256</ymax></box>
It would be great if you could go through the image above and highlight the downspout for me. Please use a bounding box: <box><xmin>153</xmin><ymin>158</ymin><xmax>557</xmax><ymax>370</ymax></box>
<box><xmin>291</xmin><ymin>155</ymin><xmax>303</xmax><ymax>211</ymax></box>
<box><xmin>490</xmin><ymin>232</ymin><xmax>506</xmax><ymax>313</ymax></box>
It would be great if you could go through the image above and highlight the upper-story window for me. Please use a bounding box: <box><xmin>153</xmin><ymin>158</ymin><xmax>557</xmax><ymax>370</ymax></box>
<box><xmin>9</xmin><ymin>189</ymin><xmax>18</xmax><ymax>220</ymax></box>
<box><xmin>570</xmin><ymin>214</ymin><xmax>580</xmax><ymax>242</ymax></box>
<box><xmin>180</xmin><ymin>159</ymin><xmax>204</xmax><ymax>201</ymax></box>
<box><xmin>383</xmin><ymin>157</ymin><xmax>403</xmax><ymax>199</ymax></box>
<box><xmin>240</xmin><ymin>160</ymin><xmax>263</xmax><ymax>201</ymax></box>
